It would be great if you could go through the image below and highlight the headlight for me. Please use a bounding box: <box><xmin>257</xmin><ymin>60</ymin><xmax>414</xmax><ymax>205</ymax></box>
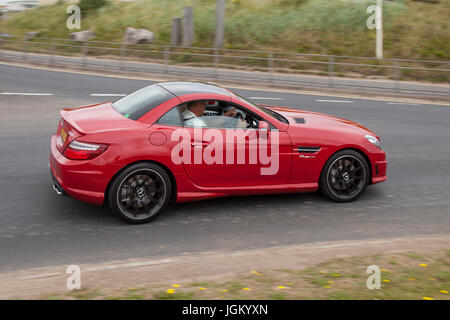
<box><xmin>365</xmin><ymin>135</ymin><xmax>381</xmax><ymax>149</ymax></box>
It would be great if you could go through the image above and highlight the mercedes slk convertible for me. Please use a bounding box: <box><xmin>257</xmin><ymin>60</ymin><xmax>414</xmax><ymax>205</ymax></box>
<box><xmin>49</xmin><ymin>82</ymin><xmax>387</xmax><ymax>223</ymax></box>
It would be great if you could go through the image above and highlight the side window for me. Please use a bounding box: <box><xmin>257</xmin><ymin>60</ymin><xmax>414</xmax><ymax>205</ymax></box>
<box><xmin>157</xmin><ymin>106</ymin><xmax>183</xmax><ymax>126</ymax></box>
<box><xmin>177</xmin><ymin>100</ymin><xmax>267</xmax><ymax>130</ymax></box>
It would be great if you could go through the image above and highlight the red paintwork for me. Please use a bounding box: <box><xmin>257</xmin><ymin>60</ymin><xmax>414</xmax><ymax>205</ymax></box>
<box><xmin>49</xmin><ymin>85</ymin><xmax>387</xmax><ymax>205</ymax></box>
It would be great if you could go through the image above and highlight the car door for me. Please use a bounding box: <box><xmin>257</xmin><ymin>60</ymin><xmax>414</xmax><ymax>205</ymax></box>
<box><xmin>180</xmin><ymin>100</ymin><xmax>291</xmax><ymax>188</ymax></box>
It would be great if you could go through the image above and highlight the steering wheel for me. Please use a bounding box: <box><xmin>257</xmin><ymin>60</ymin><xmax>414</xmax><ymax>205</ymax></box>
<box><xmin>234</xmin><ymin>111</ymin><xmax>244</xmax><ymax>120</ymax></box>
<box><xmin>223</xmin><ymin>106</ymin><xmax>244</xmax><ymax>119</ymax></box>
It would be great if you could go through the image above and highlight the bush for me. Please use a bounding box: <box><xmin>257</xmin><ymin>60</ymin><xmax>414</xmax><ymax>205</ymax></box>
<box><xmin>78</xmin><ymin>0</ymin><xmax>108</xmax><ymax>14</ymax></box>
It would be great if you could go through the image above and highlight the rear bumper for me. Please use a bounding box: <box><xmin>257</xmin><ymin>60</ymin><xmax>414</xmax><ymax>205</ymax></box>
<box><xmin>49</xmin><ymin>134</ymin><xmax>109</xmax><ymax>205</ymax></box>
<box><xmin>50</xmin><ymin>166</ymin><xmax>68</xmax><ymax>196</ymax></box>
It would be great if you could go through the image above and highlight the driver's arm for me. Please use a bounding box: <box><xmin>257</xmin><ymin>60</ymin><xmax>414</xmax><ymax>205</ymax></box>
<box><xmin>223</xmin><ymin>108</ymin><xmax>237</xmax><ymax>117</ymax></box>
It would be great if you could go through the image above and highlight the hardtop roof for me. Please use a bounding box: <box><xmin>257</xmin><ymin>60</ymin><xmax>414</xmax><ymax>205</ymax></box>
<box><xmin>158</xmin><ymin>81</ymin><xmax>232</xmax><ymax>97</ymax></box>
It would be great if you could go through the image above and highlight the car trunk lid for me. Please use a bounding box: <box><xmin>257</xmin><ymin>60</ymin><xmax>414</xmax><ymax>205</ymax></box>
<box><xmin>56</xmin><ymin>102</ymin><xmax>145</xmax><ymax>153</ymax></box>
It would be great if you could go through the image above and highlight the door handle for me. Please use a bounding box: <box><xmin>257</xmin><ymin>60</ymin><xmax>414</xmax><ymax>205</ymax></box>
<box><xmin>191</xmin><ymin>140</ymin><xmax>210</xmax><ymax>147</ymax></box>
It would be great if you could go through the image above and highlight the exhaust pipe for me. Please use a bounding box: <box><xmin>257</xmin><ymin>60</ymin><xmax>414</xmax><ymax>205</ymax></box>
<box><xmin>53</xmin><ymin>183</ymin><xmax>63</xmax><ymax>195</ymax></box>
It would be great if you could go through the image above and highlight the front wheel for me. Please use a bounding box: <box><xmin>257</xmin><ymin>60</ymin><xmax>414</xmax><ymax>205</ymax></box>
<box><xmin>320</xmin><ymin>149</ymin><xmax>370</xmax><ymax>202</ymax></box>
<box><xmin>108</xmin><ymin>163</ymin><xmax>172</xmax><ymax>223</ymax></box>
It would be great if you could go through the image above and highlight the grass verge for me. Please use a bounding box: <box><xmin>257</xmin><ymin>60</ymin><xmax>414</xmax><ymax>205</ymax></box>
<box><xmin>0</xmin><ymin>0</ymin><xmax>449</xmax><ymax>60</ymax></box>
<box><xmin>39</xmin><ymin>249</ymin><xmax>450</xmax><ymax>300</ymax></box>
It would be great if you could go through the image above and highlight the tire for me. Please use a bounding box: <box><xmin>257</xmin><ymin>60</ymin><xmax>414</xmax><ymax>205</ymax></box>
<box><xmin>108</xmin><ymin>162</ymin><xmax>172</xmax><ymax>223</ymax></box>
<box><xmin>319</xmin><ymin>149</ymin><xmax>370</xmax><ymax>202</ymax></box>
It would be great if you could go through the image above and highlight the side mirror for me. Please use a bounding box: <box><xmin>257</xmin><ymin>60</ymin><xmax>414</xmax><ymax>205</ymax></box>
<box><xmin>258</xmin><ymin>121</ymin><xmax>269</xmax><ymax>139</ymax></box>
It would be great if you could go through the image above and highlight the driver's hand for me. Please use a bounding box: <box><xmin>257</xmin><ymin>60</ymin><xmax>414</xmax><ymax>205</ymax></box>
<box><xmin>223</xmin><ymin>108</ymin><xmax>237</xmax><ymax>117</ymax></box>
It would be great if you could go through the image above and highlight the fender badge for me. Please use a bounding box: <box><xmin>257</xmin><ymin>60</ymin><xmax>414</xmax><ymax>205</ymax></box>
<box><xmin>299</xmin><ymin>155</ymin><xmax>315</xmax><ymax>159</ymax></box>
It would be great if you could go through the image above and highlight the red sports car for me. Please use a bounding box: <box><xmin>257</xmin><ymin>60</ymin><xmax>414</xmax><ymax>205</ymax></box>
<box><xmin>49</xmin><ymin>82</ymin><xmax>387</xmax><ymax>223</ymax></box>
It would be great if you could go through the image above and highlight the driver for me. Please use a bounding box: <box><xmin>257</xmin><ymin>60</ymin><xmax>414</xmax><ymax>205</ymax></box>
<box><xmin>182</xmin><ymin>101</ymin><xmax>237</xmax><ymax>127</ymax></box>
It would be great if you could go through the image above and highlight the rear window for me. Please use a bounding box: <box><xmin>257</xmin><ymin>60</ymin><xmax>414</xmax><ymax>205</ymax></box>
<box><xmin>112</xmin><ymin>85</ymin><xmax>175</xmax><ymax>120</ymax></box>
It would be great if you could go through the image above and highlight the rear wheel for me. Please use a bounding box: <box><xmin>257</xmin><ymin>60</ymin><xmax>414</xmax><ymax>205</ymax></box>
<box><xmin>108</xmin><ymin>163</ymin><xmax>172</xmax><ymax>223</ymax></box>
<box><xmin>320</xmin><ymin>149</ymin><xmax>369</xmax><ymax>202</ymax></box>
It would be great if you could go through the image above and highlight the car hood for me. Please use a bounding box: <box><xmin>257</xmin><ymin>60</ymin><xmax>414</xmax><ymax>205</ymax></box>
<box><xmin>264</xmin><ymin>105</ymin><xmax>377</xmax><ymax>136</ymax></box>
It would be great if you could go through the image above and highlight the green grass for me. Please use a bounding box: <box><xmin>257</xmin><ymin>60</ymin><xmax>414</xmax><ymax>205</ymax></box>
<box><xmin>65</xmin><ymin>289</ymin><xmax>104</xmax><ymax>299</ymax></box>
<box><xmin>1</xmin><ymin>0</ymin><xmax>448</xmax><ymax>60</ymax></box>
<box><xmin>268</xmin><ymin>292</ymin><xmax>287</xmax><ymax>300</ymax></box>
<box><xmin>153</xmin><ymin>290</ymin><xmax>196</xmax><ymax>300</ymax></box>
<box><xmin>404</xmin><ymin>252</ymin><xmax>426</xmax><ymax>260</ymax></box>
<box><xmin>189</xmin><ymin>281</ymin><xmax>216</xmax><ymax>288</ymax></box>
<box><xmin>226</xmin><ymin>281</ymin><xmax>247</xmax><ymax>294</ymax></box>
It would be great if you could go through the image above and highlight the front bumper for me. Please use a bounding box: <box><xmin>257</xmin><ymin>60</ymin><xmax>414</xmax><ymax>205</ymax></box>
<box><xmin>369</xmin><ymin>149</ymin><xmax>387</xmax><ymax>184</ymax></box>
<box><xmin>372</xmin><ymin>160</ymin><xmax>387</xmax><ymax>184</ymax></box>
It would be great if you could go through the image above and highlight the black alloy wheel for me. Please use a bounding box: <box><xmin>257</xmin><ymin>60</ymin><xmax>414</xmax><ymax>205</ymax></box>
<box><xmin>320</xmin><ymin>149</ymin><xmax>369</xmax><ymax>202</ymax></box>
<box><xmin>109</xmin><ymin>163</ymin><xmax>172</xmax><ymax>223</ymax></box>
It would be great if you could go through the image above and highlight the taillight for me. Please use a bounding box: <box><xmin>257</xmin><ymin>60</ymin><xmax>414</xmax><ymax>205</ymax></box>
<box><xmin>56</xmin><ymin>118</ymin><xmax>81</xmax><ymax>154</ymax></box>
<box><xmin>63</xmin><ymin>140</ymin><xmax>108</xmax><ymax>160</ymax></box>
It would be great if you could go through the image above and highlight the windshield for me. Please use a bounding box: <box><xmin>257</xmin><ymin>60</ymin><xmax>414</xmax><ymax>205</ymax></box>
<box><xmin>235</xmin><ymin>94</ymin><xmax>288</xmax><ymax>124</ymax></box>
<box><xmin>112</xmin><ymin>84</ymin><xmax>175</xmax><ymax>120</ymax></box>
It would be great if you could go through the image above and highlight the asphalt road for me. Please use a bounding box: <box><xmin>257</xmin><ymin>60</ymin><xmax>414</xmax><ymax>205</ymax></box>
<box><xmin>1</xmin><ymin>64</ymin><xmax>449</xmax><ymax>273</ymax></box>
<box><xmin>3</xmin><ymin>49</ymin><xmax>449</xmax><ymax>97</ymax></box>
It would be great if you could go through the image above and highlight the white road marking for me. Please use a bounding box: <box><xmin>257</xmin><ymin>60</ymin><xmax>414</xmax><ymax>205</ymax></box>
<box><xmin>16</xmin><ymin>258</ymin><xmax>175</xmax><ymax>280</ymax></box>
<box><xmin>90</xmin><ymin>93</ymin><xmax>126</xmax><ymax>97</ymax></box>
<box><xmin>85</xmin><ymin>258</ymin><xmax>175</xmax><ymax>272</ymax></box>
<box><xmin>316</xmin><ymin>99</ymin><xmax>354</xmax><ymax>103</ymax></box>
<box><xmin>248</xmin><ymin>97</ymin><xmax>284</xmax><ymax>100</ymax></box>
<box><xmin>386</xmin><ymin>102</ymin><xmax>419</xmax><ymax>106</ymax></box>
<box><xmin>0</xmin><ymin>92</ymin><xmax>53</xmax><ymax>96</ymax></box>
<box><xmin>18</xmin><ymin>272</ymin><xmax>62</xmax><ymax>280</ymax></box>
